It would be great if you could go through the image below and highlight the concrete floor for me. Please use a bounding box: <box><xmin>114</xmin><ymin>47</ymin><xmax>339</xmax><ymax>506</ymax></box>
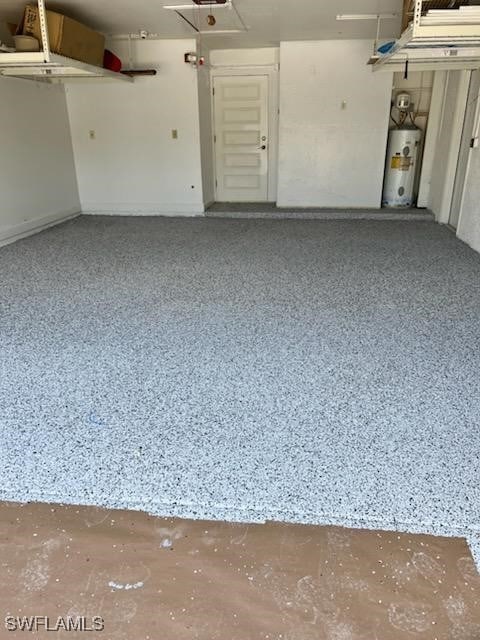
<box><xmin>0</xmin><ymin>216</ymin><xmax>479</xmax><ymax>562</ymax></box>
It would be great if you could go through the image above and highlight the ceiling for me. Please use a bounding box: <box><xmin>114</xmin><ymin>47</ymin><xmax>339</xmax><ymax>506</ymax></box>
<box><xmin>0</xmin><ymin>0</ymin><xmax>403</xmax><ymax>47</ymax></box>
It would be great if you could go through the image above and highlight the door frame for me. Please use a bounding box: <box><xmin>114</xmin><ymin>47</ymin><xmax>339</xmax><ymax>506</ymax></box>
<box><xmin>210</xmin><ymin>65</ymin><xmax>279</xmax><ymax>202</ymax></box>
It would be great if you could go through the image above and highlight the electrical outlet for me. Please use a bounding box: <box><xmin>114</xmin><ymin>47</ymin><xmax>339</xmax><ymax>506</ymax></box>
<box><xmin>89</xmin><ymin>130</ymin><xmax>96</xmax><ymax>140</ymax></box>
<box><xmin>172</xmin><ymin>129</ymin><xmax>178</xmax><ymax>140</ymax></box>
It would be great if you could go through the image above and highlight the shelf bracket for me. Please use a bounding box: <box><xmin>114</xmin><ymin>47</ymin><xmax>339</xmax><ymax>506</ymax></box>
<box><xmin>38</xmin><ymin>0</ymin><xmax>51</xmax><ymax>63</ymax></box>
<box><xmin>412</xmin><ymin>0</ymin><xmax>423</xmax><ymax>38</ymax></box>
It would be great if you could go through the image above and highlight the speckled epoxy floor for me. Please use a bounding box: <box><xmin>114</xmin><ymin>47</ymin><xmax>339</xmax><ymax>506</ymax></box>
<box><xmin>206</xmin><ymin>202</ymin><xmax>434</xmax><ymax>220</ymax></box>
<box><xmin>1</xmin><ymin>216</ymin><xmax>479</xmax><ymax>562</ymax></box>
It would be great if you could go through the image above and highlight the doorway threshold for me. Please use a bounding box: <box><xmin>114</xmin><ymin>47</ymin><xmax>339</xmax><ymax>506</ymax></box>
<box><xmin>206</xmin><ymin>202</ymin><xmax>434</xmax><ymax>221</ymax></box>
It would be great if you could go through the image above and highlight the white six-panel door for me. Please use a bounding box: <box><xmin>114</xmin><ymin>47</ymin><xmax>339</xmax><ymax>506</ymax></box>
<box><xmin>213</xmin><ymin>75</ymin><xmax>269</xmax><ymax>202</ymax></box>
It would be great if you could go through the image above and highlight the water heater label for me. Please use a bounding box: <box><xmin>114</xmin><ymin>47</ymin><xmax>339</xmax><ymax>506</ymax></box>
<box><xmin>391</xmin><ymin>156</ymin><xmax>412</xmax><ymax>171</ymax></box>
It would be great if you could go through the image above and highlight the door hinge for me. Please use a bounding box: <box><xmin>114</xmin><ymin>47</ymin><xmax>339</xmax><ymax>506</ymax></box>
<box><xmin>212</xmin><ymin>87</ymin><xmax>215</xmax><ymax>96</ymax></box>
<box><xmin>214</xmin><ymin>134</ymin><xmax>217</xmax><ymax>143</ymax></box>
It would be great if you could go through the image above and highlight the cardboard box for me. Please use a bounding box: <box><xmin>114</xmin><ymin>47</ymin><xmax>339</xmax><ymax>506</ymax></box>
<box><xmin>17</xmin><ymin>5</ymin><xmax>105</xmax><ymax>67</ymax></box>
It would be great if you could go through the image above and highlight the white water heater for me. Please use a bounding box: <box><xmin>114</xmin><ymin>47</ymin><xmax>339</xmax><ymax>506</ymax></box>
<box><xmin>382</xmin><ymin>128</ymin><xmax>422</xmax><ymax>207</ymax></box>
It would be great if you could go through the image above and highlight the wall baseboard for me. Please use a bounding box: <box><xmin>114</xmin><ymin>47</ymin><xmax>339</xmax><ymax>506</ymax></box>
<box><xmin>81</xmin><ymin>203</ymin><xmax>205</xmax><ymax>217</ymax></box>
<box><xmin>0</xmin><ymin>208</ymin><xmax>81</xmax><ymax>248</ymax></box>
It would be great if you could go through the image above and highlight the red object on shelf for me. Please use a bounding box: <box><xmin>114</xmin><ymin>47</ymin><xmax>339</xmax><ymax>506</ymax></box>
<box><xmin>103</xmin><ymin>49</ymin><xmax>122</xmax><ymax>73</ymax></box>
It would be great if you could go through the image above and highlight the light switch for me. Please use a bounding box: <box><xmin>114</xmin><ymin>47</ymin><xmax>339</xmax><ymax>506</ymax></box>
<box><xmin>172</xmin><ymin>129</ymin><xmax>178</xmax><ymax>139</ymax></box>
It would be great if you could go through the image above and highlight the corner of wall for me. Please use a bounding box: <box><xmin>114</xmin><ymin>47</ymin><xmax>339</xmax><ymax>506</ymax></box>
<box><xmin>63</xmin><ymin>84</ymin><xmax>82</xmax><ymax>213</ymax></box>
<box><xmin>0</xmin><ymin>77</ymin><xmax>81</xmax><ymax>246</ymax></box>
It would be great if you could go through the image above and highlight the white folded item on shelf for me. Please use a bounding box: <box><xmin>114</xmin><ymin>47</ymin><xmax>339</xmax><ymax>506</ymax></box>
<box><xmin>421</xmin><ymin>6</ymin><xmax>480</xmax><ymax>26</ymax></box>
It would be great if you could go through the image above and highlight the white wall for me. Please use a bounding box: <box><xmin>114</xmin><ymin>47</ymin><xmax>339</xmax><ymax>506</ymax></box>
<box><xmin>277</xmin><ymin>41</ymin><xmax>392</xmax><ymax>209</ymax></box>
<box><xmin>428</xmin><ymin>70</ymin><xmax>470</xmax><ymax>223</ymax></box>
<box><xmin>458</xmin><ymin>148</ymin><xmax>480</xmax><ymax>253</ymax></box>
<box><xmin>66</xmin><ymin>39</ymin><xmax>205</xmax><ymax>215</ymax></box>
<box><xmin>0</xmin><ymin>77</ymin><xmax>80</xmax><ymax>246</ymax></box>
<box><xmin>417</xmin><ymin>71</ymin><xmax>447</xmax><ymax>208</ymax></box>
<box><xmin>457</xmin><ymin>72</ymin><xmax>480</xmax><ymax>253</ymax></box>
<box><xmin>209</xmin><ymin>47</ymin><xmax>279</xmax><ymax>67</ymax></box>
